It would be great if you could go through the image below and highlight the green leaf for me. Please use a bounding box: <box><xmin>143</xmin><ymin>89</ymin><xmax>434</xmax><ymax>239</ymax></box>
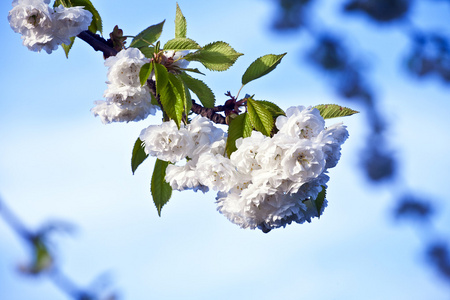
<box><xmin>154</xmin><ymin>62</ymin><xmax>169</xmax><ymax>93</ymax></box>
<box><xmin>181</xmin><ymin>78</ymin><xmax>192</xmax><ymax>116</ymax></box>
<box><xmin>314</xmin><ymin>104</ymin><xmax>359</xmax><ymax>119</ymax></box>
<box><xmin>179</xmin><ymin>68</ymin><xmax>205</xmax><ymax>75</ymax></box>
<box><xmin>53</xmin><ymin>0</ymin><xmax>67</xmax><ymax>7</ymax></box>
<box><xmin>139</xmin><ymin>46</ymin><xmax>156</xmax><ymax>58</ymax></box>
<box><xmin>139</xmin><ymin>63</ymin><xmax>153</xmax><ymax>86</ymax></box>
<box><xmin>151</xmin><ymin>159</ymin><xmax>173</xmax><ymax>216</ymax></box>
<box><xmin>311</xmin><ymin>186</ymin><xmax>326</xmax><ymax>218</ymax></box>
<box><xmin>226</xmin><ymin>113</ymin><xmax>253</xmax><ymax>157</ymax></box>
<box><xmin>257</xmin><ymin>100</ymin><xmax>286</xmax><ymax>118</ymax></box>
<box><xmin>247</xmin><ymin>98</ymin><xmax>274</xmax><ymax>136</ymax></box>
<box><xmin>150</xmin><ymin>92</ymin><xmax>159</xmax><ymax>106</ymax></box>
<box><xmin>130</xmin><ymin>20</ymin><xmax>165</xmax><ymax>48</ymax></box>
<box><xmin>61</xmin><ymin>36</ymin><xmax>75</xmax><ymax>58</ymax></box>
<box><xmin>241</xmin><ymin>53</ymin><xmax>286</xmax><ymax>86</ymax></box>
<box><xmin>163</xmin><ymin>38</ymin><xmax>201</xmax><ymax>51</ymax></box>
<box><xmin>160</xmin><ymin>73</ymin><xmax>186</xmax><ymax>126</ymax></box>
<box><xmin>131</xmin><ymin>138</ymin><xmax>149</xmax><ymax>174</ymax></box>
<box><xmin>69</xmin><ymin>0</ymin><xmax>103</xmax><ymax>33</ymax></box>
<box><xmin>184</xmin><ymin>41</ymin><xmax>243</xmax><ymax>71</ymax></box>
<box><xmin>175</xmin><ymin>3</ymin><xmax>187</xmax><ymax>38</ymax></box>
<box><xmin>179</xmin><ymin>72</ymin><xmax>215</xmax><ymax>108</ymax></box>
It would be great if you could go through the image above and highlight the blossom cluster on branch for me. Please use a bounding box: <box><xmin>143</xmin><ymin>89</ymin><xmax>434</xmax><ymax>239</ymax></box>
<box><xmin>139</xmin><ymin>106</ymin><xmax>348</xmax><ymax>232</ymax></box>
<box><xmin>8</xmin><ymin>0</ymin><xmax>358</xmax><ymax>232</ymax></box>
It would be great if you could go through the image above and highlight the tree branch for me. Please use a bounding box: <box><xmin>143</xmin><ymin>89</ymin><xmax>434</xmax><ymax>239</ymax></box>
<box><xmin>77</xmin><ymin>31</ymin><xmax>118</xmax><ymax>58</ymax></box>
<box><xmin>191</xmin><ymin>100</ymin><xmax>226</xmax><ymax>124</ymax></box>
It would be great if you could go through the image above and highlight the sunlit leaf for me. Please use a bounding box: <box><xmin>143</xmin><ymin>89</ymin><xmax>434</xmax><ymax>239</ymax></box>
<box><xmin>314</xmin><ymin>104</ymin><xmax>359</xmax><ymax>119</ymax></box>
<box><xmin>139</xmin><ymin>46</ymin><xmax>156</xmax><ymax>58</ymax></box>
<box><xmin>184</xmin><ymin>41</ymin><xmax>243</xmax><ymax>71</ymax></box>
<box><xmin>257</xmin><ymin>100</ymin><xmax>286</xmax><ymax>118</ymax></box>
<box><xmin>130</xmin><ymin>20</ymin><xmax>165</xmax><ymax>48</ymax></box>
<box><xmin>131</xmin><ymin>138</ymin><xmax>148</xmax><ymax>174</ymax></box>
<box><xmin>247</xmin><ymin>98</ymin><xmax>274</xmax><ymax>136</ymax></box>
<box><xmin>241</xmin><ymin>53</ymin><xmax>286</xmax><ymax>86</ymax></box>
<box><xmin>179</xmin><ymin>72</ymin><xmax>215</xmax><ymax>108</ymax></box>
<box><xmin>61</xmin><ymin>36</ymin><xmax>75</xmax><ymax>58</ymax></box>
<box><xmin>139</xmin><ymin>63</ymin><xmax>153</xmax><ymax>86</ymax></box>
<box><xmin>175</xmin><ymin>3</ymin><xmax>187</xmax><ymax>38</ymax></box>
<box><xmin>159</xmin><ymin>73</ymin><xmax>185</xmax><ymax>126</ymax></box>
<box><xmin>163</xmin><ymin>38</ymin><xmax>201</xmax><ymax>51</ymax></box>
<box><xmin>154</xmin><ymin>62</ymin><xmax>169</xmax><ymax>93</ymax></box>
<box><xmin>151</xmin><ymin>159</ymin><xmax>172</xmax><ymax>216</ymax></box>
<box><xmin>226</xmin><ymin>113</ymin><xmax>252</xmax><ymax>157</ymax></box>
<box><xmin>311</xmin><ymin>186</ymin><xmax>326</xmax><ymax>218</ymax></box>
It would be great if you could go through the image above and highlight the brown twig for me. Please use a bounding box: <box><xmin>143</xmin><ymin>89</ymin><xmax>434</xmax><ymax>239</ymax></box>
<box><xmin>77</xmin><ymin>31</ymin><xmax>118</xmax><ymax>58</ymax></box>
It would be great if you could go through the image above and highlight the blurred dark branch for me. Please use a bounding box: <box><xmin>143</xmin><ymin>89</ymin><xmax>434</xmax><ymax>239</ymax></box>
<box><xmin>270</xmin><ymin>0</ymin><xmax>450</xmax><ymax>287</ymax></box>
<box><xmin>0</xmin><ymin>195</ymin><xmax>117</xmax><ymax>300</ymax></box>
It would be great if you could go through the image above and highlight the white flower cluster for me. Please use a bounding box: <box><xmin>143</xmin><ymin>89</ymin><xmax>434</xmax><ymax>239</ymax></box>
<box><xmin>8</xmin><ymin>0</ymin><xmax>92</xmax><ymax>54</ymax></box>
<box><xmin>140</xmin><ymin>106</ymin><xmax>349</xmax><ymax>232</ymax></box>
<box><xmin>140</xmin><ymin>116</ymin><xmax>227</xmax><ymax>193</ymax></box>
<box><xmin>92</xmin><ymin>49</ymin><xmax>190</xmax><ymax>124</ymax></box>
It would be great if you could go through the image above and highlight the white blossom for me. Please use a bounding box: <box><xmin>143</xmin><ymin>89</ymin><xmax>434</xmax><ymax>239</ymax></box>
<box><xmin>315</xmin><ymin>123</ymin><xmax>349</xmax><ymax>168</ymax></box>
<box><xmin>52</xmin><ymin>5</ymin><xmax>92</xmax><ymax>46</ymax></box>
<box><xmin>195</xmin><ymin>153</ymin><xmax>239</xmax><ymax>192</ymax></box>
<box><xmin>8</xmin><ymin>0</ymin><xmax>92</xmax><ymax>53</ymax></box>
<box><xmin>92</xmin><ymin>48</ymin><xmax>159</xmax><ymax>124</ymax></box>
<box><xmin>139</xmin><ymin>120</ymin><xmax>194</xmax><ymax>163</ymax></box>
<box><xmin>275</xmin><ymin>106</ymin><xmax>325</xmax><ymax>139</ymax></box>
<box><xmin>91</xmin><ymin>89</ymin><xmax>155</xmax><ymax>124</ymax></box>
<box><xmin>165</xmin><ymin>160</ymin><xmax>208</xmax><ymax>193</ymax></box>
<box><xmin>8</xmin><ymin>0</ymin><xmax>55</xmax><ymax>53</ymax></box>
<box><xmin>281</xmin><ymin>138</ymin><xmax>326</xmax><ymax>184</ymax></box>
<box><xmin>186</xmin><ymin>116</ymin><xmax>226</xmax><ymax>160</ymax></box>
<box><xmin>230</xmin><ymin>131</ymin><xmax>266</xmax><ymax>175</ymax></box>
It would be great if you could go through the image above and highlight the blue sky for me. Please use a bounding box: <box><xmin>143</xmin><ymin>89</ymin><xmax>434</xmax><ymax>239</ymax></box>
<box><xmin>1</xmin><ymin>0</ymin><xmax>450</xmax><ymax>299</ymax></box>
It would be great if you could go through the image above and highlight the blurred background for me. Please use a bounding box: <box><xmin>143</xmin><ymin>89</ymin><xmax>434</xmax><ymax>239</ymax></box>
<box><xmin>1</xmin><ymin>0</ymin><xmax>450</xmax><ymax>299</ymax></box>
